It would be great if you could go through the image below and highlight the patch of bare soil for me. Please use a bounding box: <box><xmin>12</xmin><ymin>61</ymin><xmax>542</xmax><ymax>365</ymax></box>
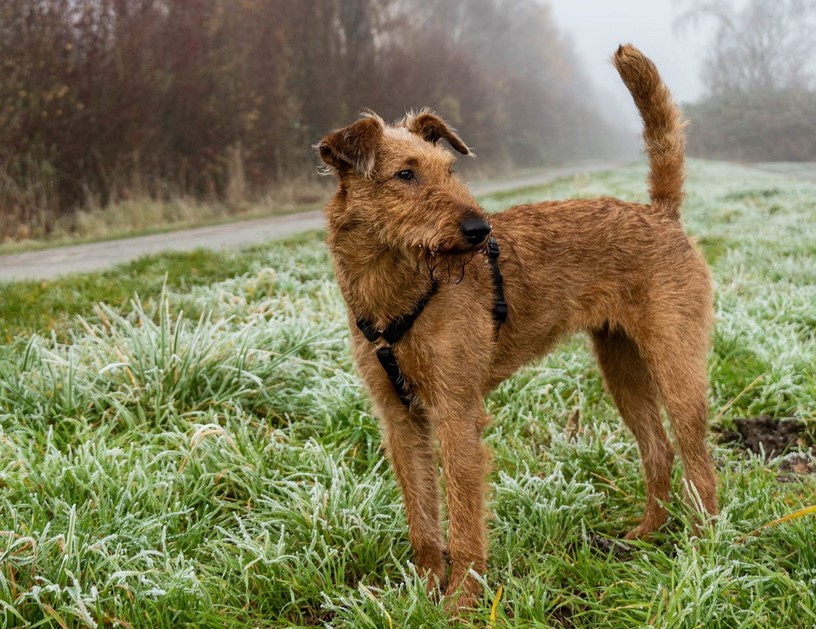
<box><xmin>776</xmin><ymin>453</ymin><xmax>816</xmax><ymax>482</ymax></box>
<box><xmin>716</xmin><ymin>415</ymin><xmax>815</xmax><ymax>479</ymax></box>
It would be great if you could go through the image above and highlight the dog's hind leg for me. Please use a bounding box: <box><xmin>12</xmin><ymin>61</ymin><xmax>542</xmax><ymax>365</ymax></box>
<box><xmin>592</xmin><ymin>326</ymin><xmax>676</xmax><ymax>538</ymax></box>
<box><xmin>637</xmin><ymin>327</ymin><xmax>719</xmax><ymax>523</ymax></box>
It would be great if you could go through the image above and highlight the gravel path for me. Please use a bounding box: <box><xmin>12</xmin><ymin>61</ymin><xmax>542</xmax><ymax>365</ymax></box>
<box><xmin>0</xmin><ymin>162</ymin><xmax>621</xmax><ymax>281</ymax></box>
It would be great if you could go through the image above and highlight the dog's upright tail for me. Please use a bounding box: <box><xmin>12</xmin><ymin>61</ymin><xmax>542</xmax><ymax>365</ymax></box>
<box><xmin>613</xmin><ymin>44</ymin><xmax>686</xmax><ymax>220</ymax></box>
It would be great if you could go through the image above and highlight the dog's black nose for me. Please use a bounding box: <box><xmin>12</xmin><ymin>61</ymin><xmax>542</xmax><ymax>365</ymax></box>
<box><xmin>459</xmin><ymin>216</ymin><xmax>491</xmax><ymax>245</ymax></box>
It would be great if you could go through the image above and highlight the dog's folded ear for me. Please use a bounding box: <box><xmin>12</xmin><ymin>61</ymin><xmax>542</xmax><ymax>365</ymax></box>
<box><xmin>317</xmin><ymin>114</ymin><xmax>383</xmax><ymax>177</ymax></box>
<box><xmin>406</xmin><ymin>111</ymin><xmax>472</xmax><ymax>156</ymax></box>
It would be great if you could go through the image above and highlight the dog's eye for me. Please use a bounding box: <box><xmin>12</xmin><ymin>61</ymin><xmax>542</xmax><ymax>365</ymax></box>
<box><xmin>396</xmin><ymin>169</ymin><xmax>415</xmax><ymax>181</ymax></box>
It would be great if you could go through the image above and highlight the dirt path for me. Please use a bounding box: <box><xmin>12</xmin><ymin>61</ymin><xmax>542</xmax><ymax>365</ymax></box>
<box><xmin>0</xmin><ymin>161</ymin><xmax>622</xmax><ymax>282</ymax></box>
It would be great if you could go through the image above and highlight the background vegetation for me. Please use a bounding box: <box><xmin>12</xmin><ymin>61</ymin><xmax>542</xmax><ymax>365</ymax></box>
<box><xmin>1</xmin><ymin>161</ymin><xmax>814</xmax><ymax>627</ymax></box>
<box><xmin>680</xmin><ymin>0</ymin><xmax>816</xmax><ymax>161</ymax></box>
<box><xmin>0</xmin><ymin>0</ymin><xmax>627</xmax><ymax>241</ymax></box>
<box><xmin>5</xmin><ymin>0</ymin><xmax>816</xmax><ymax>246</ymax></box>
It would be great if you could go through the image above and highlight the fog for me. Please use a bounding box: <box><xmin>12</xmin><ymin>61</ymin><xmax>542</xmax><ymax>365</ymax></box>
<box><xmin>549</xmin><ymin>0</ymin><xmax>816</xmax><ymax>161</ymax></box>
<box><xmin>550</xmin><ymin>0</ymin><xmax>737</xmax><ymax>128</ymax></box>
<box><xmin>1</xmin><ymin>0</ymin><xmax>813</xmax><ymax>240</ymax></box>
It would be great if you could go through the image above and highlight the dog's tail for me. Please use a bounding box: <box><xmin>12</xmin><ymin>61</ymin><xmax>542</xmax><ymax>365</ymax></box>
<box><xmin>613</xmin><ymin>44</ymin><xmax>686</xmax><ymax>220</ymax></box>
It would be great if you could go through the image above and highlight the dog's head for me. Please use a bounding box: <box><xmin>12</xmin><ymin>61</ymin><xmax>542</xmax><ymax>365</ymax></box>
<box><xmin>317</xmin><ymin>110</ymin><xmax>491</xmax><ymax>275</ymax></box>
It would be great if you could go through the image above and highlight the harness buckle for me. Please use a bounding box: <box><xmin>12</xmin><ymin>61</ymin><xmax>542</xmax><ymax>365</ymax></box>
<box><xmin>486</xmin><ymin>237</ymin><xmax>500</xmax><ymax>259</ymax></box>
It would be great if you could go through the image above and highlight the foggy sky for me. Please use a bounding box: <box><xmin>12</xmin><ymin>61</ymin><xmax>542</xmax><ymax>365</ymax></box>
<box><xmin>549</xmin><ymin>0</ymin><xmax>731</xmax><ymax>129</ymax></box>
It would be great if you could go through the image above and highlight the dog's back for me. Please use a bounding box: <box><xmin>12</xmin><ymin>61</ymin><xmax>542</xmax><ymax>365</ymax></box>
<box><xmin>489</xmin><ymin>46</ymin><xmax>707</xmax><ymax>377</ymax></box>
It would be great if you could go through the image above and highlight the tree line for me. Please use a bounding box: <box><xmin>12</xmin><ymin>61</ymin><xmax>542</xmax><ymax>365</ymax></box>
<box><xmin>681</xmin><ymin>0</ymin><xmax>816</xmax><ymax>161</ymax></box>
<box><xmin>0</xmin><ymin>0</ymin><xmax>627</xmax><ymax>237</ymax></box>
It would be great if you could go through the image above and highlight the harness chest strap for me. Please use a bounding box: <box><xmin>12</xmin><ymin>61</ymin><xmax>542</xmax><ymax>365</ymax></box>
<box><xmin>356</xmin><ymin>280</ymin><xmax>439</xmax><ymax>406</ymax></box>
<box><xmin>356</xmin><ymin>236</ymin><xmax>507</xmax><ymax>405</ymax></box>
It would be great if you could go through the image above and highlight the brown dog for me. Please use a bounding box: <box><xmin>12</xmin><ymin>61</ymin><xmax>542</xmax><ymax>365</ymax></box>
<box><xmin>317</xmin><ymin>45</ymin><xmax>718</xmax><ymax>610</ymax></box>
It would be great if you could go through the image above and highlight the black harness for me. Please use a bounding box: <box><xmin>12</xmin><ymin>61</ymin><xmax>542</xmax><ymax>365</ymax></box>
<box><xmin>355</xmin><ymin>236</ymin><xmax>508</xmax><ymax>406</ymax></box>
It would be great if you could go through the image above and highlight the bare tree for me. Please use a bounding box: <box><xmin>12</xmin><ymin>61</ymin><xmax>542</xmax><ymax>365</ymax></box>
<box><xmin>679</xmin><ymin>0</ymin><xmax>816</xmax><ymax>160</ymax></box>
<box><xmin>677</xmin><ymin>0</ymin><xmax>816</xmax><ymax>95</ymax></box>
<box><xmin>0</xmin><ymin>0</ymin><xmax>628</xmax><ymax>238</ymax></box>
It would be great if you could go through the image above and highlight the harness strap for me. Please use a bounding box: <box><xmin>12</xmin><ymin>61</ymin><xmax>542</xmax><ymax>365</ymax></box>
<box><xmin>487</xmin><ymin>237</ymin><xmax>508</xmax><ymax>326</ymax></box>
<box><xmin>376</xmin><ymin>346</ymin><xmax>412</xmax><ymax>406</ymax></box>
<box><xmin>356</xmin><ymin>280</ymin><xmax>439</xmax><ymax>406</ymax></box>
<box><xmin>356</xmin><ymin>239</ymin><xmax>507</xmax><ymax>406</ymax></box>
<box><xmin>356</xmin><ymin>280</ymin><xmax>439</xmax><ymax>346</ymax></box>
<box><xmin>381</xmin><ymin>281</ymin><xmax>439</xmax><ymax>345</ymax></box>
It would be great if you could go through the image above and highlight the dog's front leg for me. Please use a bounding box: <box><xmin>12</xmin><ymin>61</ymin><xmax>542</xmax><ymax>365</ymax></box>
<box><xmin>376</xmin><ymin>397</ymin><xmax>447</xmax><ymax>592</ymax></box>
<box><xmin>355</xmin><ymin>332</ymin><xmax>447</xmax><ymax>591</ymax></box>
<box><xmin>432</xmin><ymin>402</ymin><xmax>491</xmax><ymax>611</ymax></box>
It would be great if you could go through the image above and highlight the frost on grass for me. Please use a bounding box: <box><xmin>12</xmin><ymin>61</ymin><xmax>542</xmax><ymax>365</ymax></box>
<box><xmin>0</xmin><ymin>241</ymin><xmax>380</xmax><ymax>625</ymax></box>
<box><xmin>1</xmin><ymin>162</ymin><xmax>815</xmax><ymax>627</ymax></box>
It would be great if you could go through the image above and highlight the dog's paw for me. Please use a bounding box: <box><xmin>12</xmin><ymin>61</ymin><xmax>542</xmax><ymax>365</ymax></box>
<box><xmin>443</xmin><ymin>572</ymin><xmax>482</xmax><ymax>615</ymax></box>
<box><xmin>422</xmin><ymin>569</ymin><xmax>446</xmax><ymax>601</ymax></box>
<box><xmin>416</xmin><ymin>547</ymin><xmax>448</xmax><ymax>599</ymax></box>
<box><xmin>443</xmin><ymin>589</ymin><xmax>478</xmax><ymax>615</ymax></box>
<box><xmin>623</xmin><ymin>523</ymin><xmax>653</xmax><ymax>540</ymax></box>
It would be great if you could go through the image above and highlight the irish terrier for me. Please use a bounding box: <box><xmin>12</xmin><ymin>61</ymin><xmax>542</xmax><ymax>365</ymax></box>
<box><xmin>317</xmin><ymin>45</ymin><xmax>718</xmax><ymax>610</ymax></box>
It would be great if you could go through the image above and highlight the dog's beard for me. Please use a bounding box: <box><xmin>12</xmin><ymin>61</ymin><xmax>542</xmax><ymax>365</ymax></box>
<box><xmin>415</xmin><ymin>243</ymin><xmax>483</xmax><ymax>285</ymax></box>
<box><xmin>405</xmin><ymin>223</ymin><xmax>489</xmax><ymax>284</ymax></box>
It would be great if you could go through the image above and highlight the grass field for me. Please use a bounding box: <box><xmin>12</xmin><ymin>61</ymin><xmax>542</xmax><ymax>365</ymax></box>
<box><xmin>1</xmin><ymin>160</ymin><xmax>814</xmax><ymax>628</ymax></box>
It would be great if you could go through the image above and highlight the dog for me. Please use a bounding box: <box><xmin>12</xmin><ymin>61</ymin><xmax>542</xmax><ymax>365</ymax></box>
<box><xmin>316</xmin><ymin>44</ymin><xmax>718</xmax><ymax>611</ymax></box>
